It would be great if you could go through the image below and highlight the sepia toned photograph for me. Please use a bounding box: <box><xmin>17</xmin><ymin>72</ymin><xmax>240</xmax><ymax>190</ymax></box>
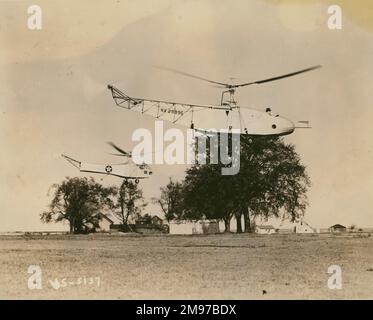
<box><xmin>0</xmin><ymin>0</ymin><xmax>372</xmax><ymax>304</ymax></box>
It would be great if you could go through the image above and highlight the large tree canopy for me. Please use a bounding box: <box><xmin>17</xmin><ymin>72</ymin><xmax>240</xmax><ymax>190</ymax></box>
<box><xmin>156</xmin><ymin>135</ymin><xmax>310</xmax><ymax>232</ymax></box>
<box><xmin>41</xmin><ymin>177</ymin><xmax>116</xmax><ymax>234</ymax></box>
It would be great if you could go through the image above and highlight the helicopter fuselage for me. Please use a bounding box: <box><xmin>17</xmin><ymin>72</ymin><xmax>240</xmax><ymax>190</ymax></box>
<box><xmin>107</xmin><ymin>85</ymin><xmax>295</xmax><ymax>136</ymax></box>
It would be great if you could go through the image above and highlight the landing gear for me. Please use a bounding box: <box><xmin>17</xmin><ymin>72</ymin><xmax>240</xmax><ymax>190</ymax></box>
<box><xmin>123</xmin><ymin>178</ymin><xmax>140</xmax><ymax>185</ymax></box>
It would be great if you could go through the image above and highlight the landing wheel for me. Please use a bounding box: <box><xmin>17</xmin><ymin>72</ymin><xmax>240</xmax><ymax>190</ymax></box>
<box><xmin>124</xmin><ymin>179</ymin><xmax>129</xmax><ymax>186</ymax></box>
<box><xmin>135</xmin><ymin>179</ymin><xmax>140</xmax><ymax>184</ymax></box>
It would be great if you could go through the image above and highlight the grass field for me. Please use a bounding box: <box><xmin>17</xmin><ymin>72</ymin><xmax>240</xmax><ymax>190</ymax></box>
<box><xmin>0</xmin><ymin>233</ymin><xmax>372</xmax><ymax>299</ymax></box>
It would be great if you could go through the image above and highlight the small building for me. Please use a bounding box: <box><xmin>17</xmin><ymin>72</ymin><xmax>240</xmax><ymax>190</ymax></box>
<box><xmin>151</xmin><ymin>215</ymin><xmax>163</xmax><ymax>226</ymax></box>
<box><xmin>255</xmin><ymin>225</ymin><xmax>276</xmax><ymax>234</ymax></box>
<box><xmin>169</xmin><ymin>220</ymin><xmax>220</xmax><ymax>235</ymax></box>
<box><xmin>135</xmin><ymin>215</ymin><xmax>165</xmax><ymax>234</ymax></box>
<box><xmin>97</xmin><ymin>213</ymin><xmax>114</xmax><ymax>232</ymax></box>
<box><xmin>135</xmin><ymin>216</ymin><xmax>151</xmax><ymax>226</ymax></box>
<box><xmin>329</xmin><ymin>224</ymin><xmax>347</xmax><ymax>233</ymax></box>
<box><xmin>110</xmin><ymin>223</ymin><xmax>135</xmax><ymax>233</ymax></box>
<box><xmin>293</xmin><ymin>219</ymin><xmax>315</xmax><ymax>233</ymax></box>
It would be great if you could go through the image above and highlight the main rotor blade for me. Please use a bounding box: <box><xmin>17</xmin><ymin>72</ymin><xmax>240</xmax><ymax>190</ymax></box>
<box><xmin>153</xmin><ymin>65</ymin><xmax>229</xmax><ymax>87</ymax></box>
<box><xmin>107</xmin><ymin>142</ymin><xmax>132</xmax><ymax>157</ymax></box>
<box><xmin>233</xmin><ymin>65</ymin><xmax>322</xmax><ymax>88</ymax></box>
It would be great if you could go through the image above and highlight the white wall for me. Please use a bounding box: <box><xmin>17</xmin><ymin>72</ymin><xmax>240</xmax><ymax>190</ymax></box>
<box><xmin>169</xmin><ymin>220</ymin><xmax>219</xmax><ymax>235</ymax></box>
<box><xmin>169</xmin><ymin>221</ymin><xmax>202</xmax><ymax>235</ymax></box>
<box><xmin>98</xmin><ymin>219</ymin><xmax>111</xmax><ymax>232</ymax></box>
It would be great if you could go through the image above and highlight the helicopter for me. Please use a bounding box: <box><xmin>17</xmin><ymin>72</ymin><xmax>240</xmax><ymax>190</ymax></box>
<box><xmin>107</xmin><ymin>65</ymin><xmax>321</xmax><ymax>136</ymax></box>
<box><xmin>62</xmin><ymin>142</ymin><xmax>152</xmax><ymax>184</ymax></box>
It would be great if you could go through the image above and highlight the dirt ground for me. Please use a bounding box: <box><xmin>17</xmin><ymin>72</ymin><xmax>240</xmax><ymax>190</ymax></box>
<box><xmin>0</xmin><ymin>233</ymin><xmax>372</xmax><ymax>299</ymax></box>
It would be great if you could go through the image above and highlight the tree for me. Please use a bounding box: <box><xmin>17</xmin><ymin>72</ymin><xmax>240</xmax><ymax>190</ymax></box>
<box><xmin>153</xmin><ymin>178</ymin><xmax>184</xmax><ymax>222</ymax></box>
<box><xmin>113</xmin><ymin>180</ymin><xmax>146</xmax><ymax>227</ymax></box>
<box><xmin>237</xmin><ymin>136</ymin><xmax>310</xmax><ymax>232</ymax></box>
<box><xmin>182</xmin><ymin>164</ymin><xmax>236</xmax><ymax>232</ymax></box>
<box><xmin>170</xmin><ymin>135</ymin><xmax>310</xmax><ymax>233</ymax></box>
<box><xmin>41</xmin><ymin>177</ymin><xmax>116</xmax><ymax>234</ymax></box>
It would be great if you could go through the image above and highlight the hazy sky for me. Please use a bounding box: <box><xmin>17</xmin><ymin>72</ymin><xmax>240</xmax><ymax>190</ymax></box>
<box><xmin>1</xmin><ymin>0</ymin><xmax>373</xmax><ymax>231</ymax></box>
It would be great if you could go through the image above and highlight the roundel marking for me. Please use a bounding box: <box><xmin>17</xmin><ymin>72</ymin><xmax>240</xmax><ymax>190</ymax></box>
<box><xmin>105</xmin><ymin>165</ymin><xmax>113</xmax><ymax>173</ymax></box>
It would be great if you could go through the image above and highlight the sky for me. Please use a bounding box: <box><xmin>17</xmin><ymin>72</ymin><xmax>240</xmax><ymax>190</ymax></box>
<box><xmin>1</xmin><ymin>0</ymin><xmax>373</xmax><ymax>231</ymax></box>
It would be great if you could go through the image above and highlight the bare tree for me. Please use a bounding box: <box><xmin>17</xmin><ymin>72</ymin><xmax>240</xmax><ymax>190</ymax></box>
<box><xmin>113</xmin><ymin>180</ymin><xmax>147</xmax><ymax>227</ymax></box>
